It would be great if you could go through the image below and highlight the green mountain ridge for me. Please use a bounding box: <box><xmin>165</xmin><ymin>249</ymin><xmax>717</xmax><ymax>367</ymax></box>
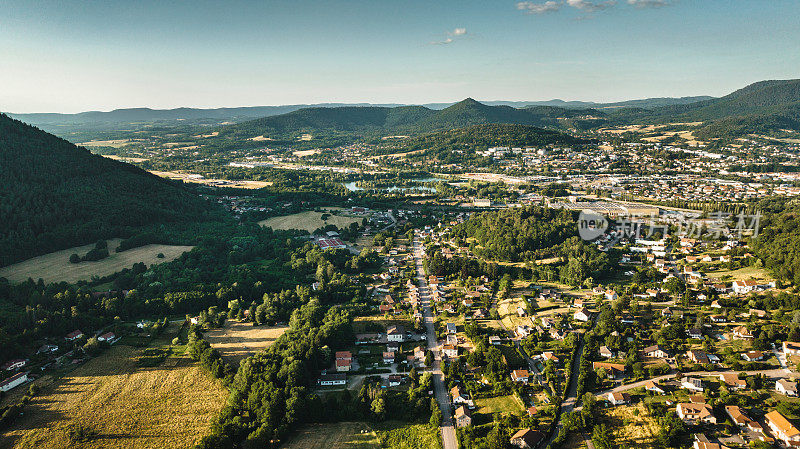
<box><xmin>0</xmin><ymin>113</ymin><xmax>212</xmax><ymax>267</ymax></box>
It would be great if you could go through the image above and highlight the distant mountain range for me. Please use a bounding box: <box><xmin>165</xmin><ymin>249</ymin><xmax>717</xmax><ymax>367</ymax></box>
<box><xmin>7</xmin><ymin>79</ymin><xmax>800</xmax><ymax>140</ymax></box>
<box><xmin>4</xmin><ymin>96</ymin><xmax>713</xmax><ymax>127</ymax></box>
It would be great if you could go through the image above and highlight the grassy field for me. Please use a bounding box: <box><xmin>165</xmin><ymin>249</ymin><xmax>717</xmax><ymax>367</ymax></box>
<box><xmin>259</xmin><ymin>211</ymin><xmax>362</xmax><ymax>233</ymax></box>
<box><xmin>473</xmin><ymin>395</ymin><xmax>524</xmax><ymax>415</ymax></box>
<box><xmin>283</xmin><ymin>422</ymin><xmax>440</xmax><ymax>449</ymax></box>
<box><xmin>602</xmin><ymin>402</ymin><xmax>659</xmax><ymax>449</ymax></box>
<box><xmin>205</xmin><ymin>320</ymin><xmax>288</xmax><ymax>364</ymax></box>
<box><xmin>1</xmin><ymin>329</ymin><xmax>227</xmax><ymax>449</ymax></box>
<box><xmin>706</xmin><ymin>265</ymin><xmax>773</xmax><ymax>282</ymax></box>
<box><xmin>0</xmin><ymin>239</ymin><xmax>194</xmax><ymax>284</ymax></box>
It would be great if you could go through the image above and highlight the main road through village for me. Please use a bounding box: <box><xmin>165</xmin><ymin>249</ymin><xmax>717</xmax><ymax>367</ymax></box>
<box><xmin>413</xmin><ymin>235</ymin><xmax>458</xmax><ymax>449</ymax></box>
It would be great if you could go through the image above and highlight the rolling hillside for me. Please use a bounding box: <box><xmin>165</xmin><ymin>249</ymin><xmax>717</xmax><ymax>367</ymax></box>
<box><xmin>218</xmin><ymin>98</ymin><xmax>608</xmax><ymax>142</ymax></box>
<box><xmin>0</xmin><ymin>114</ymin><xmax>212</xmax><ymax>267</ymax></box>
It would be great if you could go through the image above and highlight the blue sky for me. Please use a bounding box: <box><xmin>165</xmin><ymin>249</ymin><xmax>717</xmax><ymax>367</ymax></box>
<box><xmin>1</xmin><ymin>0</ymin><xmax>799</xmax><ymax>112</ymax></box>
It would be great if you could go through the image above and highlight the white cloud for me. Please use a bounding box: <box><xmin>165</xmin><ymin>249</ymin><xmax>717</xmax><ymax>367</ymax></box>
<box><xmin>566</xmin><ymin>0</ymin><xmax>616</xmax><ymax>12</ymax></box>
<box><xmin>627</xmin><ymin>0</ymin><xmax>669</xmax><ymax>7</ymax></box>
<box><xmin>516</xmin><ymin>1</ymin><xmax>561</xmax><ymax>14</ymax></box>
<box><xmin>430</xmin><ymin>28</ymin><xmax>468</xmax><ymax>45</ymax></box>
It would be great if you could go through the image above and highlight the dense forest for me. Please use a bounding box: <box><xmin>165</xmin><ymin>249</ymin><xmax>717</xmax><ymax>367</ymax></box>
<box><xmin>0</xmin><ymin>114</ymin><xmax>215</xmax><ymax>266</ymax></box>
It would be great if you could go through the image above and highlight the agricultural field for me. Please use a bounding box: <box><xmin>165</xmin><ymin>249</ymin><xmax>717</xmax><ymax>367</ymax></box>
<box><xmin>283</xmin><ymin>421</ymin><xmax>440</xmax><ymax>449</ymax></box>
<box><xmin>205</xmin><ymin>320</ymin><xmax>288</xmax><ymax>364</ymax></box>
<box><xmin>1</xmin><ymin>329</ymin><xmax>227</xmax><ymax>449</ymax></box>
<box><xmin>0</xmin><ymin>238</ymin><xmax>194</xmax><ymax>284</ymax></box>
<box><xmin>259</xmin><ymin>211</ymin><xmax>362</xmax><ymax>234</ymax></box>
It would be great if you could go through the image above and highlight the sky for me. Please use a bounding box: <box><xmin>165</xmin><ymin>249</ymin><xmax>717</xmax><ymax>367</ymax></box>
<box><xmin>1</xmin><ymin>0</ymin><xmax>799</xmax><ymax>113</ymax></box>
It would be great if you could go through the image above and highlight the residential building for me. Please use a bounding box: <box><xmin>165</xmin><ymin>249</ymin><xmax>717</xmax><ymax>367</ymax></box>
<box><xmin>766</xmin><ymin>410</ymin><xmax>800</xmax><ymax>446</ymax></box>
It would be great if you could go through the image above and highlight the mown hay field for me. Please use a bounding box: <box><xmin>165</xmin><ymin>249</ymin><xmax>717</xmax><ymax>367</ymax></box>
<box><xmin>0</xmin><ymin>238</ymin><xmax>193</xmax><ymax>284</ymax></box>
<box><xmin>1</xmin><ymin>338</ymin><xmax>227</xmax><ymax>449</ymax></box>
<box><xmin>259</xmin><ymin>211</ymin><xmax>361</xmax><ymax>234</ymax></box>
<box><xmin>205</xmin><ymin>320</ymin><xmax>288</xmax><ymax>364</ymax></box>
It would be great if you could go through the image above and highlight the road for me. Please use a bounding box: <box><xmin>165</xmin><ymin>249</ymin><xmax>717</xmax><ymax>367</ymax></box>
<box><xmin>594</xmin><ymin>367</ymin><xmax>790</xmax><ymax>397</ymax></box>
<box><xmin>413</xmin><ymin>235</ymin><xmax>458</xmax><ymax>449</ymax></box>
<box><xmin>543</xmin><ymin>325</ymin><xmax>589</xmax><ymax>447</ymax></box>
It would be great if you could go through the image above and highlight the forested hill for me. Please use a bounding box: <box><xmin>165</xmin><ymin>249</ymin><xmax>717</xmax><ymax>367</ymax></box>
<box><xmin>608</xmin><ymin>79</ymin><xmax>800</xmax><ymax>138</ymax></box>
<box><xmin>216</xmin><ymin>98</ymin><xmax>607</xmax><ymax>141</ymax></box>
<box><xmin>0</xmin><ymin>114</ymin><xmax>212</xmax><ymax>267</ymax></box>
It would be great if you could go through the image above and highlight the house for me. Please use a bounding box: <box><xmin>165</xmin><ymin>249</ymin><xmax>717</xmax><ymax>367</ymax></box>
<box><xmin>387</xmin><ymin>341</ymin><xmax>400</xmax><ymax>352</ymax></box>
<box><xmin>541</xmin><ymin>351</ymin><xmax>559</xmax><ymax>363</ymax></box>
<box><xmin>710</xmin><ymin>315</ymin><xmax>727</xmax><ymax>323</ymax></box>
<box><xmin>766</xmin><ymin>410</ymin><xmax>800</xmax><ymax>446</ymax></box>
<box><xmin>725</xmin><ymin>405</ymin><xmax>760</xmax><ymax>431</ymax></box>
<box><xmin>65</xmin><ymin>330</ymin><xmax>84</xmax><ymax>341</ymax></box>
<box><xmin>777</xmin><ymin>379</ymin><xmax>799</xmax><ymax>397</ymax></box>
<box><xmin>454</xmin><ymin>406</ymin><xmax>472</xmax><ymax>427</ymax></box>
<box><xmin>336</xmin><ymin>358</ymin><xmax>352</xmax><ymax>372</ymax></box>
<box><xmin>687</xmin><ymin>349</ymin><xmax>711</xmax><ymax>365</ymax></box>
<box><xmin>442</xmin><ymin>344</ymin><xmax>458</xmax><ymax>358</ymax></box>
<box><xmin>574</xmin><ymin>308</ymin><xmax>591</xmax><ymax>322</ymax></box>
<box><xmin>446</xmin><ymin>334</ymin><xmax>458</xmax><ymax>345</ymax></box>
<box><xmin>97</xmin><ymin>332</ymin><xmax>116</xmax><ymax>342</ymax></box>
<box><xmin>336</xmin><ymin>351</ymin><xmax>353</xmax><ymax>361</ymax></box>
<box><xmin>387</xmin><ymin>374</ymin><xmax>403</xmax><ymax>387</ymax></box>
<box><xmin>37</xmin><ymin>344</ymin><xmax>58</xmax><ymax>354</ymax></box>
<box><xmin>732</xmin><ymin>326</ymin><xmax>754</xmax><ymax>340</ymax></box>
<box><xmin>526</xmin><ymin>406</ymin><xmax>538</xmax><ymax>416</ymax></box>
<box><xmin>688</xmin><ymin>328</ymin><xmax>703</xmax><ymax>339</ymax></box>
<box><xmin>682</xmin><ymin>377</ymin><xmax>704</xmax><ymax>392</ymax></box>
<box><xmin>599</xmin><ymin>346</ymin><xmax>614</xmax><ymax>358</ymax></box>
<box><xmin>593</xmin><ymin>362</ymin><xmax>626</xmax><ymax>378</ymax></box>
<box><xmin>489</xmin><ymin>336</ymin><xmax>502</xmax><ymax>345</ymax></box>
<box><xmin>661</xmin><ymin>307</ymin><xmax>674</xmax><ymax>318</ymax></box>
<box><xmin>318</xmin><ymin>373</ymin><xmax>347</xmax><ymax>386</ymax></box>
<box><xmin>605</xmin><ymin>290</ymin><xmax>618</xmax><ymax>301</ymax></box>
<box><xmin>446</xmin><ymin>323</ymin><xmax>457</xmax><ymax>334</ymax></box>
<box><xmin>1</xmin><ymin>359</ymin><xmax>27</xmax><ymax>371</ymax></box>
<box><xmin>517</xmin><ymin>307</ymin><xmax>527</xmax><ymax>317</ymax></box>
<box><xmin>383</xmin><ymin>352</ymin><xmax>396</xmax><ymax>364</ymax></box>
<box><xmin>511</xmin><ymin>369</ymin><xmax>529</xmax><ymax>383</ymax></box>
<box><xmin>784</xmin><ymin>341</ymin><xmax>800</xmax><ymax>356</ymax></box>
<box><xmin>643</xmin><ymin>344</ymin><xmax>669</xmax><ymax>359</ymax></box>
<box><xmin>608</xmin><ymin>392</ymin><xmax>631</xmax><ymax>406</ymax></box>
<box><xmin>387</xmin><ymin>325</ymin><xmax>405</xmax><ymax>342</ymax></box>
<box><xmin>451</xmin><ymin>386</ymin><xmax>469</xmax><ymax>404</ymax></box>
<box><xmin>0</xmin><ymin>372</ymin><xmax>28</xmax><ymax>392</ymax></box>
<box><xmin>732</xmin><ymin>280</ymin><xmax>759</xmax><ymax>294</ymax></box>
<box><xmin>549</xmin><ymin>328</ymin><xmax>565</xmax><ymax>340</ymax></box>
<box><xmin>719</xmin><ymin>373</ymin><xmax>746</xmax><ymax>390</ymax></box>
<box><xmin>645</xmin><ymin>381</ymin><xmax>665</xmax><ymax>394</ymax></box>
<box><xmin>516</xmin><ymin>325</ymin><xmax>531</xmax><ymax>338</ymax></box>
<box><xmin>742</xmin><ymin>351</ymin><xmax>764</xmax><ymax>362</ymax></box>
<box><xmin>414</xmin><ymin>346</ymin><xmax>426</xmax><ymax>361</ymax></box>
<box><xmin>510</xmin><ymin>429</ymin><xmax>544</xmax><ymax>449</ymax></box>
<box><xmin>677</xmin><ymin>403</ymin><xmax>716</xmax><ymax>424</ymax></box>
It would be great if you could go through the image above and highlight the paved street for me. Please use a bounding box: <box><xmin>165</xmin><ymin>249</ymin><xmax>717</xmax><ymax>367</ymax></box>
<box><xmin>413</xmin><ymin>236</ymin><xmax>458</xmax><ymax>449</ymax></box>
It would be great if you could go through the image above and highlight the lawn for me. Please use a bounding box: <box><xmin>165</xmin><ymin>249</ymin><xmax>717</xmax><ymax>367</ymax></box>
<box><xmin>205</xmin><ymin>320</ymin><xmax>288</xmax><ymax>364</ymax></box>
<box><xmin>1</xmin><ymin>328</ymin><xmax>227</xmax><ymax>449</ymax></box>
<box><xmin>259</xmin><ymin>211</ymin><xmax>362</xmax><ymax>234</ymax></box>
<box><xmin>474</xmin><ymin>395</ymin><xmax>525</xmax><ymax>415</ymax></box>
<box><xmin>283</xmin><ymin>421</ymin><xmax>440</xmax><ymax>449</ymax></box>
<box><xmin>0</xmin><ymin>238</ymin><xmax>193</xmax><ymax>284</ymax></box>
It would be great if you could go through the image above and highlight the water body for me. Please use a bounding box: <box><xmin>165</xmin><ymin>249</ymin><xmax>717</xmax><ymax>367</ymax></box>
<box><xmin>343</xmin><ymin>178</ymin><xmax>442</xmax><ymax>193</ymax></box>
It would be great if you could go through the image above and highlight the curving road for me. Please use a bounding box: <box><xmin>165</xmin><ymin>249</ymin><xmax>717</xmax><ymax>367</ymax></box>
<box><xmin>413</xmin><ymin>235</ymin><xmax>458</xmax><ymax>449</ymax></box>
